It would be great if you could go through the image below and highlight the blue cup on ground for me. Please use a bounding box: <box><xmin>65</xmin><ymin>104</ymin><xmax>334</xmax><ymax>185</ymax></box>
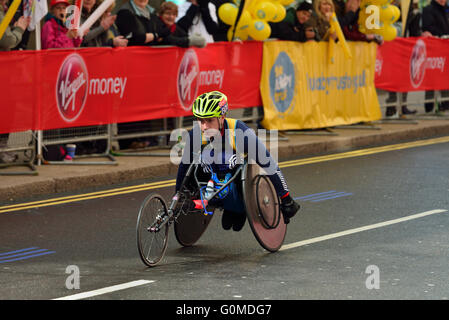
<box><xmin>66</xmin><ymin>144</ymin><xmax>76</xmax><ymax>159</ymax></box>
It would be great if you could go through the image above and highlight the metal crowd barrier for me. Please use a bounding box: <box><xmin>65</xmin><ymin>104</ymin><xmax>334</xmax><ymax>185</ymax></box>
<box><xmin>109</xmin><ymin>106</ymin><xmax>264</xmax><ymax>157</ymax></box>
<box><xmin>110</xmin><ymin>119</ymin><xmax>174</xmax><ymax>157</ymax></box>
<box><xmin>37</xmin><ymin>125</ymin><xmax>117</xmax><ymax>165</ymax></box>
<box><xmin>0</xmin><ymin>130</ymin><xmax>37</xmax><ymax>175</ymax></box>
<box><xmin>2</xmin><ymin>92</ymin><xmax>449</xmax><ymax>176</ymax></box>
<box><xmin>377</xmin><ymin>90</ymin><xmax>449</xmax><ymax>123</ymax></box>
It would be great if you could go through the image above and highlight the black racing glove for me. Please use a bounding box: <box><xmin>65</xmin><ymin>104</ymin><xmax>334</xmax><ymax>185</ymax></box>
<box><xmin>280</xmin><ymin>195</ymin><xmax>300</xmax><ymax>224</ymax></box>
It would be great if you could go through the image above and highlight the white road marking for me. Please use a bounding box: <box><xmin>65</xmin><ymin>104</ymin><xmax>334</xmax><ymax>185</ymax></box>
<box><xmin>53</xmin><ymin>280</ymin><xmax>154</xmax><ymax>300</ymax></box>
<box><xmin>51</xmin><ymin>210</ymin><xmax>447</xmax><ymax>299</ymax></box>
<box><xmin>280</xmin><ymin>209</ymin><xmax>448</xmax><ymax>251</ymax></box>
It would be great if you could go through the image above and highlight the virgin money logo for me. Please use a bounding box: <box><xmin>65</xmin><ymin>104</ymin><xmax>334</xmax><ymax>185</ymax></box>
<box><xmin>56</xmin><ymin>54</ymin><xmax>88</xmax><ymax>122</ymax></box>
<box><xmin>410</xmin><ymin>39</ymin><xmax>426</xmax><ymax>88</ymax></box>
<box><xmin>177</xmin><ymin>49</ymin><xmax>199</xmax><ymax>111</ymax></box>
<box><xmin>409</xmin><ymin>39</ymin><xmax>446</xmax><ymax>89</ymax></box>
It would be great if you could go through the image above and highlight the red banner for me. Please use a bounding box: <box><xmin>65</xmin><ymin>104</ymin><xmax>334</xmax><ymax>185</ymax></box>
<box><xmin>375</xmin><ymin>37</ymin><xmax>449</xmax><ymax>92</ymax></box>
<box><xmin>3</xmin><ymin>38</ymin><xmax>448</xmax><ymax>135</ymax></box>
<box><xmin>0</xmin><ymin>42</ymin><xmax>263</xmax><ymax>134</ymax></box>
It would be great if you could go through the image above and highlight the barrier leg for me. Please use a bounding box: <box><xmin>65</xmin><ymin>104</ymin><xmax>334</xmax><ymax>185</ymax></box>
<box><xmin>0</xmin><ymin>131</ymin><xmax>38</xmax><ymax>176</ymax></box>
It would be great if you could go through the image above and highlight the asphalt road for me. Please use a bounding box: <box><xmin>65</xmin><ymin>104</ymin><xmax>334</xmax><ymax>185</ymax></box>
<box><xmin>1</xmin><ymin>139</ymin><xmax>449</xmax><ymax>302</ymax></box>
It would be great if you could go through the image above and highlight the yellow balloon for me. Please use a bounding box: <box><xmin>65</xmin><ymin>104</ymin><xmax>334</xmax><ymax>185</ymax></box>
<box><xmin>270</xmin><ymin>2</ymin><xmax>286</xmax><ymax>23</ymax></box>
<box><xmin>245</xmin><ymin>0</ymin><xmax>257</xmax><ymax>13</ymax></box>
<box><xmin>218</xmin><ymin>3</ymin><xmax>239</xmax><ymax>25</ymax></box>
<box><xmin>380</xmin><ymin>5</ymin><xmax>400</xmax><ymax>24</ymax></box>
<box><xmin>363</xmin><ymin>0</ymin><xmax>391</xmax><ymax>5</ymax></box>
<box><xmin>389</xmin><ymin>5</ymin><xmax>400</xmax><ymax>23</ymax></box>
<box><xmin>358</xmin><ymin>8</ymin><xmax>372</xmax><ymax>29</ymax></box>
<box><xmin>227</xmin><ymin>26</ymin><xmax>249</xmax><ymax>41</ymax></box>
<box><xmin>236</xmin><ymin>10</ymin><xmax>253</xmax><ymax>29</ymax></box>
<box><xmin>248</xmin><ymin>19</ymin><xmax>271</xmax><ymax>41</ymax></box>
<box><xmin>279</xmin><ymin>0</ymin><xmax>294</xmax><ymax>5</ymax></box>
<box><xmin>377</xmin><ymin>24</ymin><xmax>397</xmax><ymax>41</ymax></box>
<box><xmin>369</xmin><ymin>0</ymin><xmax>393</xmax><ymax>6</ymax></box>
<box><xmin>252</xmin><ymin>1</ymin><xmax>277</xmax><ymax>21</ymax></box>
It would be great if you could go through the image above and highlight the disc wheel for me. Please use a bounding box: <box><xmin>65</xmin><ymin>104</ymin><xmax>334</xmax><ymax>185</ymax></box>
<box><xmin>136</xmin><ymin>194</ymin><xmax>169</xmax><ymax>267</ymax></box>
<box><xmin>174</xmin><ymin>189</ymin><xmax>215</xmax><ymax>247</ymax></box>
<box><xmin>255</xmin><ymin>175</ymin><xmax>281</xmax><ymax>230</ymax></box>
<box><xmin>243</xmin><ymin>163</ymin><xmax>287</xmax><ymax>252</ymax></box>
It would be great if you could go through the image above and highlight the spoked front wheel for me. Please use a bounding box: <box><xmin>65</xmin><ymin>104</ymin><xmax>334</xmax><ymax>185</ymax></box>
<box><xmin>136</xmin><ymin>194</ymin><xmax>169</xmax><ymax>267</ymax></box>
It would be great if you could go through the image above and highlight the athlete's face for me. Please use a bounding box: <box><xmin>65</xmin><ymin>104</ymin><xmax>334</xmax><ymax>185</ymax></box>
<box><xmin>198</xmin><ymin>117</ymin><xmax>225</xmax><ymax>139</ymax></box>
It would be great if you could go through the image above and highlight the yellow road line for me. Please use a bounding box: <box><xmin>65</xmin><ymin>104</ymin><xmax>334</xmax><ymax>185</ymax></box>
<box><xmin>1</xmin><ymin>136</ymin><xmax>449</xmax><ymax>214</ymax></box>
<box><xmin>0</xmin><ymin>180</ymin><xmax>175</xmax><ymax>213</ymax></box>
<box><xmin>279</xmin><ymin>136</ymin><xmax>449</xmax><ymax>168</ymax></box>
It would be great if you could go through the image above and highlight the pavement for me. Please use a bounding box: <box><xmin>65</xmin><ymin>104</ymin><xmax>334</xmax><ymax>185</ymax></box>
<box><xmin>1</xmin><ymin>117</ymin><xmax>449</xmax><ymax>203</ymax></box>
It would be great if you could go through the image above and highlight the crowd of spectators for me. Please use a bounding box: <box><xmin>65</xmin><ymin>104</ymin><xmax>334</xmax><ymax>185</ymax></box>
<box><xmin>2</xmin><ymin>0</ymin><xmax>436</xmax><ymax>50</ymax></box>
<box><xmin>1</xmin><ymin>0</ymin><xmax>449</xmax><ymax>159</ymax></box>
<box><xmin>2</xmin><ymin>0</ymin><xmax>448</xmax><ymax>80</ymax></box>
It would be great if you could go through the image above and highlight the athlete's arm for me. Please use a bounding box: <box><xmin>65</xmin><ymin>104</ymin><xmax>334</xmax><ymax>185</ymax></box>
<box><xmin>235</xmin><ymin>120</ymin><xmax>290</xmax><ymax>199</ymax></box>
<box><xmin>175</xmin><ymin>129</ymin><xmax>195</xmax><ymax>191</ymax></box>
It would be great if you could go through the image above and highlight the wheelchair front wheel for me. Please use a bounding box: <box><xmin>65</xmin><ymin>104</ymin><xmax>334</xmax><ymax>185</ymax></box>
<box><xmin>136</xmin><ymin>194</ymin><xmax>169</xmax><ymax>267</ymax></box>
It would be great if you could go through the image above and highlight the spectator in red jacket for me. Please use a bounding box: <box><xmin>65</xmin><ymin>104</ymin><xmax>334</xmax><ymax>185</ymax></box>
<box><xmin>41</xmin><ymin>0</ymin><xmax>84</xmax><ymax>49</ymax></box>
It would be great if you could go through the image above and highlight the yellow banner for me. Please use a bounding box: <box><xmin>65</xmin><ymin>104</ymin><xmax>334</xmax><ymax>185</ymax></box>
<box><xmin>260</xmin><ymin>41</ymin><xmax>381</xmax><ymax>130</ymax></box>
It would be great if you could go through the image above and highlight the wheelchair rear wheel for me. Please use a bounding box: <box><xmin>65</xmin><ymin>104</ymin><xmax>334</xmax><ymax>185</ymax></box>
<box><xmin>255</xmin><ymin>175</ymin><xmax>281</xmax><ymax>230</ymax></box>
<box><xmin>243</xmin><ymin>163</ymin><xmax>286</xmax><ymax>252</ymax></box>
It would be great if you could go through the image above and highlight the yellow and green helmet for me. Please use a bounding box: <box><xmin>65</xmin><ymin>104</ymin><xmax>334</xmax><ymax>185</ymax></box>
<box><xmin>192</xmin><ymin>91</ymin><xmax>229</xmax><ymax>118</ymax></box>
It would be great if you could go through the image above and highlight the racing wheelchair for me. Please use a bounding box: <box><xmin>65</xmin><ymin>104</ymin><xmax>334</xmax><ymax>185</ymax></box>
<box><xmin>136</xmin><ymin>152</ymin><xmax>287</xmax><ymax>267</ymax></box>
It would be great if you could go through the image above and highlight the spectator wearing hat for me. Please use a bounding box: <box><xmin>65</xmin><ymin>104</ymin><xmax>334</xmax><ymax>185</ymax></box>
<box><xmin>270</xmin><ymin>1</ymin><xmax>319</xmax><ymax>41</ymax></box>
<box><xmin>41</xmin><ymin>0</ymin><xmax>85</xmax><ymax>49</ymax></box>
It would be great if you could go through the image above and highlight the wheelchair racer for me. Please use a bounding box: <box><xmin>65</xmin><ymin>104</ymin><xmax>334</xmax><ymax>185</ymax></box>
<box><xmin>175</xmin><ymin>91</ymin><xmax>300</xmax><ymax>231</ymax></box>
